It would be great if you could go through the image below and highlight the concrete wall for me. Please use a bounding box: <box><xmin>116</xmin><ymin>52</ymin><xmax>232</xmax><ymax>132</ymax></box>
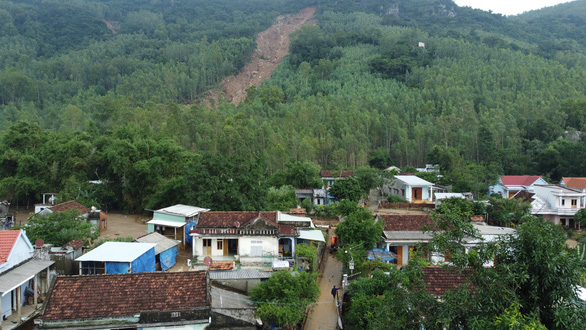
<box><xmin>238</xmin><ymin>236</ymin><xmax>278</xmax><ymax>258</ymax></box>
<box><xmin>212</xmin><ymin>279</ymin><xmax>261</xmax><ymax>293</ymax></box>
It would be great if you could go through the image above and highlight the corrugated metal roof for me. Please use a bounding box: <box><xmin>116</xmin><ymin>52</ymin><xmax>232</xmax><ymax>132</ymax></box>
<box><xmin>135</xmin><ymin>232</ymin><xmax>179</xmax><ymax>255</ymax></box>
<box><xmin>76</xmin><ymin>242</ymin><xmax>156</xmax><ymax>262</ymax></box>
<box><xmin>155</xmin><ymin>204</ymin><xmax>210</xmax><ymax>217</ymax></box>
<box><xmin>210</xmin><ymin>269</ymin><xmax>273</xmax><ymax>280</ymax></box>
<box><xmin>298</xmin><ymin>229</ymin><xmax>325</xmax><ymax>242</ymax></box>
<box><xmin>472</xmin><ymin>223</ymin><xmax>516</xmax><ymax>235</ymax></box>
<box><xmin>383</xmin><ymin>231</ymin><xmax>433</xmax><ymax>240</ymax></box>
<box><xmin>395</xmin><ymin>175</ymin><xmax>433</xmax><ymax>186</ymax></box>
<box><xmin>0</xmin><ymin>259</ymin><xmax>54</xmax><ymax>294</ymax></box>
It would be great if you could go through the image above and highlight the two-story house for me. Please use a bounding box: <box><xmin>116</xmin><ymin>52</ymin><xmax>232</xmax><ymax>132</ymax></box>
<box><xmin>531</xmin><ymin>184</ymin><xmax>586</xmax><ymax>227</ymax></box>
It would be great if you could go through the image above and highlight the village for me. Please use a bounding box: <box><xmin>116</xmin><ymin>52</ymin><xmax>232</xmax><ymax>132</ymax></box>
<box><xmin>1</xmin><ymin>169</ymin><xmax>586</xmax><ymax>329</ymax></box>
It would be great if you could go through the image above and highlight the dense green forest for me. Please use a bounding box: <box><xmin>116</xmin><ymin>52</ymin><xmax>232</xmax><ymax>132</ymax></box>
<box><xmin>1</xmin><ymin>0</ymin><xmax>585</xmax><ymax>211</ymax></box>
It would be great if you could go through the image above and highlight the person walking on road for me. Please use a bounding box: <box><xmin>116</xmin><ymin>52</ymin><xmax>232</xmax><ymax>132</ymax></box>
<box><xmin>331</xmin><ymin>285</ymin><xmax>340</xmax><ymax>301</ymax></box>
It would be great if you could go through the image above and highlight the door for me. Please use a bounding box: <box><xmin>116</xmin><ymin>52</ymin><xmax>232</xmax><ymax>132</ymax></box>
<box><xmin>203</xmin><ymin>239</ymin><xmax>211</xmax><ymax>256</ymax></box>
<box><xmin>412</xmin><ymin>187</ymin><xmax>422</xmax><ymax>201</ymax></box>
<box><xmin>397</xmin><ymin>246</ymin><xmax>403</xmax><ymax>266</ymax></box>
<box><xmin>223</xmin><ymin>239</ymin><xmax>228</xmax><ymax>256</ymax></box>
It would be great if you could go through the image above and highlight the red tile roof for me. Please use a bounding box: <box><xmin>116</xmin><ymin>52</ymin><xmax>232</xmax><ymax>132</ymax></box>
<box><xmin>422</xmin><ymin>266</ymin><xmax>475</xmax><ymax>296</ymax></box>
<box><xmin>41</xmin><ymin>271</ymin><xmax>208</xmax><ymax>321</ymax></box>
<box><xmin>0</xmin><ymin>230</ymin><xmax>21</xmax><ymax>264</ymax></box>
<box><xmin>288</xmin><ymin>208</ymin><xmax>306</xmax><ymax>215</ymax></box>
<box><xmin>380</xmin><ymin>214</ymin><xmax>434</xmax><ymax>231</ymax></box>
<box><xmin>500</xmin><ymin>176</ymin><xmax>543</xmax><ymax>187</ymax></box>
<box><xmin>562</xmin><ymin>177</ymin><xmax>586</xmax><ymax>189</ymax></box>
<box><xmin>320</xmin><ymin>170</ymin><xmax>353</xmax><ymax>178</ymax></box>
<box><xmin>50</xmin><ymin>200</ymin><xmax>89</xmax><ymax>214</ymax></box>
<box><xmin>197</xmin><ymin>211</ymin><xmax>277</xmax><ymax>228</ymax></box>
<box><xmin>66</xmin><ymin>238</ymin><xmax>84</xmax><ymax>250</ymax></box>
<box><xmin>209</xmin><ymin>261</ymin><xmax>234</xmax><ymax>271</ymax></box>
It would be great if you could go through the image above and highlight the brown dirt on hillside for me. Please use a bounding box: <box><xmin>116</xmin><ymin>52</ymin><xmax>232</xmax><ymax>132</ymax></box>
<box><xmin>205</xmin><ymin>6</ymin><xmax>316</xmax><ymax>106</ymax></box>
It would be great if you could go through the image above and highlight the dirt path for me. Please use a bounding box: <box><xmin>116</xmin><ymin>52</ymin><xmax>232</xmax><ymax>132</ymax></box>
<box><xmin>304</xmin><ymin>228</ymin><xmax>343</xmax><ymax>330</ymax></box>
<box><xmin>205</xmin><ymin>6</ymin><xmax>316</xmax><ymax>106</ymax></box>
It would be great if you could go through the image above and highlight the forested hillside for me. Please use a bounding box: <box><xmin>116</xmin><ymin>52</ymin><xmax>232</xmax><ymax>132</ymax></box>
<box><xmin>1</xmin><ymin>0</ymin><xmax>585</xmax><ymax>211</ymax></box>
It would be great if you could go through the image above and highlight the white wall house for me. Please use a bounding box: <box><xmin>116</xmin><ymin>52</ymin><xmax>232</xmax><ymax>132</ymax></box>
<box><xmin>0</xmin><ymin>230</ymin><xmax>54</xmax><ymax>322</ymax></box>
<box><xmin>531</xmin><ymin>184</ymin><xmax>586</xmax><ymax>227</ymax></box>
<box><xmin>386</xmin><ymin>175</ymin><xmax>433</xmax><ymax>202</ymax></box>
<box><xmin>190</xmin><ymin>211</ymin><xmax>324</xmax><ymax>265</ymax></box>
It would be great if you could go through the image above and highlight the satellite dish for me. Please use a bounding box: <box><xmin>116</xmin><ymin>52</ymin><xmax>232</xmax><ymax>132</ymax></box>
<box><xmin>204</xmin><ymin>256</ymin><xmax>213</xmax><ymax>267</ymax></box>
<box><xmin>35</xmin><ymin>238</ymin><xmax>44</xmax><ymax>248</ymax></box>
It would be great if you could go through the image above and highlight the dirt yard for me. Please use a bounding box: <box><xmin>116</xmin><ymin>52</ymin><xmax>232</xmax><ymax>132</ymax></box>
<box><xmin>205</xmin><ymin>6</ymin><xmax>316</xmax><ymax>106</ymax></box>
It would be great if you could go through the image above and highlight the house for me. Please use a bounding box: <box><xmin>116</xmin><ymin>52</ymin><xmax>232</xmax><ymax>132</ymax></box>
<box><xmin>379</xmin><ymin>214</ymin><xmax>515</xmax><ymax>267</ymax></box>
<box><xmin>135</xmin><ymin>232</ymin><xmax>179</xmax><ymax>271</ymax></box>
<box><xmin>0</xmin><ymin>230</ymin><xmax>54</xmax><ymax>325</ymax></box>
<box><xmin>295</xmin><ymin>188</ymin><xmax>333</xmax><ymax>205</ymax></box>
<box><xmin>379</xmin><ymin>214</ymin><xmax>435</xmax><ymax>266</ymax></box>
<box><xmin>320</xmin><ymin>170</ymin><xmax>353</xmax><ymax>189</ymax></box>
<box><xmin>36</xmin><ymin>271</ymin><xmax>210</xmax><ymax>329</ymax></box>
<box><xmin>75</xmin><ymin>242</ymin><xmax>156</xmax><ymax>275</ymax></box>
<box><xmin>33</xmin><ymin>193</ymin><xmax>58</xmax><ymax>214</ymax></box>
<box><xmin>32</xmin><ymin>200</ymin><xmax>90</xmax><ymax>219</ymax></box>
<box><xmin>87</xmin><ymin>207</ymin><xmax>107</xmax><ymax>232</ymax></box>
<box><xmin>531</xmin><ymin>184</ymin><xmax>586</xmax><ymax>227</ymax></box>
<box><xmin>561</xmin><ymin>177</ymin><xmax>586</xmax><ymax>190</ymax></box>
<box><xmin>190</xmin><ymin>211</ymin><xmax>324</xmax><ymax>265</ymax></box>
<box><xmin>488</xmin><ymin>175</ymin><xmax>547</xmax><ymax>198</ymax></box>
<box><xmin>147</xmin><ymin>204</ymin><xmax>210</xmax><ymax>249</ymax></box>
<box><xmin>386</xmin><ymin>175</ymin><xmax>434</xmax><ymax>203</ymax></box>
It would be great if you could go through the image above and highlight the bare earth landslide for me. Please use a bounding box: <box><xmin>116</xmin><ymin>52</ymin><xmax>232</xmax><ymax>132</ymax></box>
<box><xmin>206</xmin><ymin>6</ymin><xmax>316</xmax><ymax>106</ymax></box>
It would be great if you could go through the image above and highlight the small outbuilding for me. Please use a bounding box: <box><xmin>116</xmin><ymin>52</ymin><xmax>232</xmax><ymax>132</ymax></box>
<box><xmin>135</xmin><ymin>232</ymin><xmax>179</xmax><ymax>271</ymax></box>
<box><xmin>75</xmin><ymin>242</ymin><xmax>156</xmax><ymax>275</ymax></box>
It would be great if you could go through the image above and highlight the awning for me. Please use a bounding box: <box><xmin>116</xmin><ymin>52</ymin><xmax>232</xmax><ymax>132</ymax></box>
<box><xmin>297</xmin><ymin>230</ymin><xmax>325</xmax><ymax>243</ymax></box>
<box><xmin>0</xmin><ymin>259</ymin><xmax>54</xmax><ymax>295</ymax></box>
<box><xmin>147</xmin><ymin>219</ymin><xmax>186</xmax><ymax>228</ymax></box>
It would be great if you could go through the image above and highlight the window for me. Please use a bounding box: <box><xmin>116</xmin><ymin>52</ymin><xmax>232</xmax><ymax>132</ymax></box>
<box><xmin>203</xmin><ymin>239</ymin><xmax>211</xmax><ymax>247</ymax></box>
<box><xmin>571</xmin><ymin>199</ymin><xmax>577</xmax><ymax>207</ymax></box>
<box><xmin>217</xmin><ymin>240</ymin><xmax>223</xmax><ymax>250</ymax></box>
<box><xmin>562</xmin><ymin>199</ymin><xmax>565</xmax><ymax>206</ymax></box>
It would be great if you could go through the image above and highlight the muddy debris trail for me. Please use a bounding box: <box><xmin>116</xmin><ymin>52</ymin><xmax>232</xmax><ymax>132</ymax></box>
<box><xmin>204</xmin><ymin>6</ymin><xmax>316</xmax><ymax>106</ymax></box>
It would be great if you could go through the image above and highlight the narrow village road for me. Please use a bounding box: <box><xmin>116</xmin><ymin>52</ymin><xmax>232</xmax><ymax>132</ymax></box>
<box><xmin>304</xmin><ymin>229</ymin><xmax>343</xmax><ymax>330</ymax></box>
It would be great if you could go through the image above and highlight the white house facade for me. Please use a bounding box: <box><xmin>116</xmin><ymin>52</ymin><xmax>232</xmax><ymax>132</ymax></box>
<box><xmin>531</xmin><ymin>184</ymin><xmax>586</xmax><ymax>227</ymax></box>
<box><xmin>386</xmin><ymin>175</ymin><xmax>433</xmax><ymax>203</ymax></box>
